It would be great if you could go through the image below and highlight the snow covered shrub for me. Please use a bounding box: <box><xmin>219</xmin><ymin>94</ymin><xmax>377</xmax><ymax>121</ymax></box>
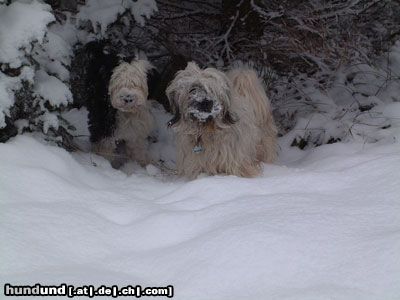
<box><xmin>274</xmin><ymin>41</ymin><xmax>400</xmax><ymax>150</ymax></box>
<box><xmin>76</xmin><ymin>0</ymin><xmax>157</xmax><ymax>36</ymax></box>
<box><xmin>218</xmin><ymin>0</ymin><xmax>400</xmax><ymax>147</ymax></box>
<box><xmin>0</xmin><ymin>0</ymin><xmax>75</xmax><ymax>145</ymax></box>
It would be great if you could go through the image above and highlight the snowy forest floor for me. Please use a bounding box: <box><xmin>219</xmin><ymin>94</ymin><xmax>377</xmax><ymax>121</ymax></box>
<box><xmin>1</xmin><ymin>120</ymin><xmax>400</xmax><ymax>299</ymax></box>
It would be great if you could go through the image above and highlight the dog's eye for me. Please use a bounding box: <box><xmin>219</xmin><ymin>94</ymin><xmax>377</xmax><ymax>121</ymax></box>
<box><xmin>223</xmin><ymin>111</ymin><xmax>238</xmax><ymax>124</ymax></box>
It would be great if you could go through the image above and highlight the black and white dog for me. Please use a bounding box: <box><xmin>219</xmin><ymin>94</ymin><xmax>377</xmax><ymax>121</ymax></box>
<box><xmin>83</xmin><ymin>41</ymin><xmax>157</xmax><ymax>168</ymax></box>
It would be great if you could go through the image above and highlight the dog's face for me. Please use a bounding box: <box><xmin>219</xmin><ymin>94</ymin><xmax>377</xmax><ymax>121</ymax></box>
<box><xmin>109</xmin><ymin>60</ymin><xmax>152</xmax><ymax>113</ymax></box>
<box><xmin>166</xmin><ymin>62</ymin><xmax>236</xmax><ymax>129</ymax></box>
<box><xmin>187</xmin><ymin>84</ymin><xmax>222</xmax><ymax>123</ymax></box>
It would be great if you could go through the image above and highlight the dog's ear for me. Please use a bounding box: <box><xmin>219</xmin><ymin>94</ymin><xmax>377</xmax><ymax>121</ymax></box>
<box><xmin>133</xmin><ymin>60</ymin><xmax>154</xmax><ymax>75</ymax></box>
<box><xmin>167</xmin><ymin>108</ymin><xmax>181</xmax><ymax>127</ymax></box>
<box><xmin>222</xmin><ymin>110</ymin><xmax>238</xmax><ymax>125</ymax></box>
<box><xmin>166</xmin><ymin>87</ymin><xmax>176</xmax><ymax>105</ymax></box>
<box><xmin>186</xmin><ymin>61</ymin><xmax>201</xmax><ymax>73</ymax></box>
<box><xmin>165</xmin><ymin>87</ymin><xmax>181</xmax><ymax>127</ymax></box>
<box><xmin>166</xmin><ymin>80</ymin><xmax>180</xmax><ymax>108</ymax></box>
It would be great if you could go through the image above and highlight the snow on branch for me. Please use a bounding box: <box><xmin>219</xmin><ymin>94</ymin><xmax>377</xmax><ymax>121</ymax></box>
<box><xmin>77</xmin><ymin>0</ymin><xmax>157</xmax><ymax>35</ymax></box>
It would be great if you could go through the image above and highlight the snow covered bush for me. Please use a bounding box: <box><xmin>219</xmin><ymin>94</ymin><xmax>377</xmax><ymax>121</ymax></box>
<box><xmin>0</xmin><ymin>0</ymin><xmax>74</xmax><ymax>145</ymax></box>
<box><xmin>77</xmin><ymin>0</ymin><xmax>157</xmax><ymax>35</ymax></box>
<box><xmin>275</xmin><ymin>41</ymin><xmax>400</xmax><ymax>150</ymax></box>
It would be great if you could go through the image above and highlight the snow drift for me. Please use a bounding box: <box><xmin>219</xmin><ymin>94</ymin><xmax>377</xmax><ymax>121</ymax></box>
<box><xmin>1</xmin><ymin>133</ymin><xmax>399</xmax><ymax>300</ymax></box>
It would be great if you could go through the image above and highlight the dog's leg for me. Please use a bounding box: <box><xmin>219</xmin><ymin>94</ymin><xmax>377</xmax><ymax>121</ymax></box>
<box><xmin>258</xmin><ymin>117</ymin><xmax>278</xmax><ymax>163</ymax></box>
<box><xmin>125</xmin><ymin>139</ymin><xmax>151</xmax><ymax>167</ymax></box>
<box><xmin>111</xmin><ymin>139</ymin><xmax>128</xmax><ymax>169</ymax></box>
<box><xmin>92</xmin><ymin>137</ymin><xmax>129</xmax><ymax>169</ymax></box>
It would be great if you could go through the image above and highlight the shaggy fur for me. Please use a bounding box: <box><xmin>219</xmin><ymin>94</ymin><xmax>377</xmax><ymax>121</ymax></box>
<box><xmin>92</xmin><ymin>59</ymin><xmax>155</xmax><ymax>167</ymax></box>
<box><xmin>84</xmin><ymin>41</ymin><xmax>120</xmax><ymax>144</ymax></box>
<box><xmin>166</xmin><ymin>62</ymin><xmax>277</xmax><ymax>178</ymax></box>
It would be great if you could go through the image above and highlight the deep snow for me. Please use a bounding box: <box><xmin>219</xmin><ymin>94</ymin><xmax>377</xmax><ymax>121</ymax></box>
<box><xmin>1</xmin><ymin>132</ymin><xmax>399</xmax><ymax>300</ymax></box>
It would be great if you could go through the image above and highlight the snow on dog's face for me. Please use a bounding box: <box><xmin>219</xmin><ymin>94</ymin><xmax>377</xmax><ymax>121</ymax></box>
<box><xmin>166</xmin><ymin>62</ymin><xmax>236</xmax><ymax>128</ymax></box>
<box><xmin>108</xmin><ymin>60</ymin><xmax>153</xmax><ymax>112</ymax></box>
<box><xmin>187</xmin><ymin>85</ymin><xmax>222</xmax><ymax>122</ymax></box>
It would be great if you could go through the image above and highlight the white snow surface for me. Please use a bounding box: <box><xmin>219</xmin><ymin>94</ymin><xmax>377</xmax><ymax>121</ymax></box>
<box><xmin>1</xmin><ymin>133</ymin><xmax>400</xmax><ymax>299</ymax></box>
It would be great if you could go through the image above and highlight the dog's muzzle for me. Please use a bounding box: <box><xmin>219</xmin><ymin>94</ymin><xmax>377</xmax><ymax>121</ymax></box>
<box><xmin>195</xmin><ymin>99</ymin><xmax>214</xmax><ymax>113</ymax></box>
<box><xmin>121</xmin><ymin>93</ymin><xmax>136</xmax><ymax>104</ymax></box>
<box><xmin>113</xmin><ymin>89</ymin><xmax>141</xmax><ymax>111</ymax></box>
<box><xmin>187</xmin><ymin>87</ymin><xmax>222</xmax><ymax>123</ymax></box>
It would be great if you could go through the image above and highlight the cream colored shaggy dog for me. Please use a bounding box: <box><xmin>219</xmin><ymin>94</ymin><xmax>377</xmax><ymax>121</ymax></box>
<box><xmin>93</xmin><ymin>60</ymin><xmax>155</xmax><ymax>167</ymax></box>
<box><xmin>166</xmin><ymin>62</ymin><xmax>277</xmax><ymax>178</ymax></box>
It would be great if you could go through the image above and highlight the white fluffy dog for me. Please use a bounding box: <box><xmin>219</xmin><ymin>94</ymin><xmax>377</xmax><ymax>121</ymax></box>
<box><xmin>93</xmin><ymin>60</ymin><xmax>155</xmax><ymax>167</ymax></box>
<box><xmin>166</xmin><ymin>62</ymin><xmax>277</xmax><ymax>178</ymax></box>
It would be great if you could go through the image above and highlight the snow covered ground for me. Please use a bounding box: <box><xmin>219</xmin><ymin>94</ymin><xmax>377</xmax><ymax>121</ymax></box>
<box><xmin>1</xmin><ymin>128</ymin><xmax>400</xmax><ymax>299</ymax></box>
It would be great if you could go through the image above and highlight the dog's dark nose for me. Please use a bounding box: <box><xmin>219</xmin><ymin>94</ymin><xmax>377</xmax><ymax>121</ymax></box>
<box><xmin>122</xmin><ymin>94</ymin><xmax>135</xmax><ymax>104</ymax></box>
<box><xmin>197</xmin><ymin>99</ymin><xmax>213</xmax><ymax>113</ymax></box>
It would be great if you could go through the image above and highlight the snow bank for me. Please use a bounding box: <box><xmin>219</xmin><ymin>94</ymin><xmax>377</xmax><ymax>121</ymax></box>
<box><xmin>1</xmin><ymin>134</ymin><xmax>399</xmax><ymax>300</ymax></box>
